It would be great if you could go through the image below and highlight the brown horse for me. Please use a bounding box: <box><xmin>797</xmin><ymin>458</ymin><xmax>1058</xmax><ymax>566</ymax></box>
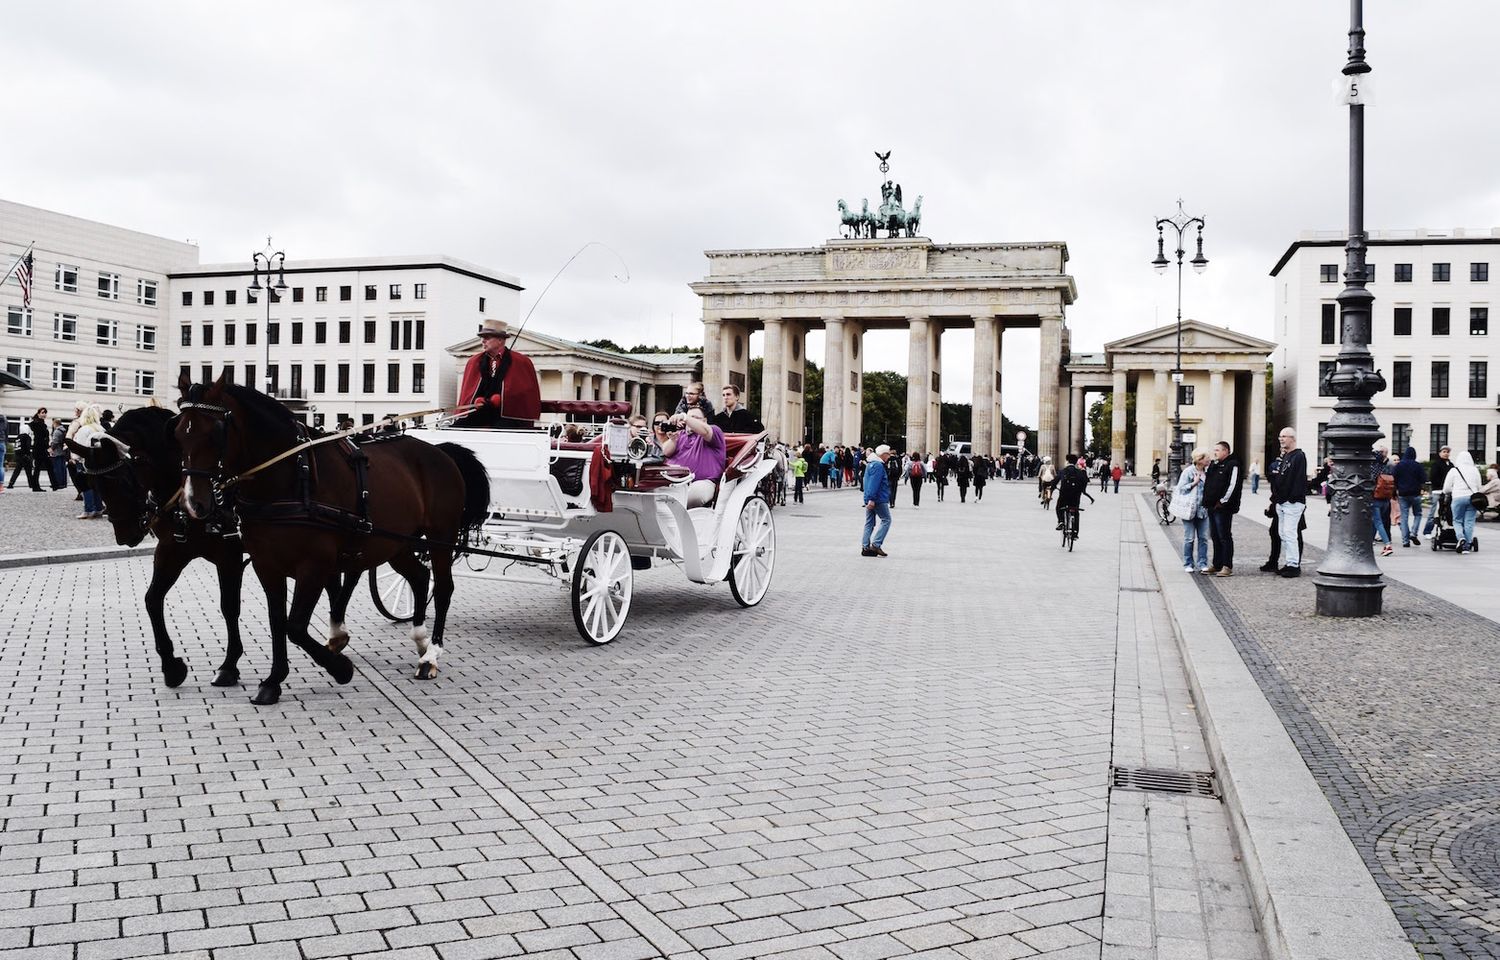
<box><xmin>175</xmin><ymin>373</ymin><xmax>489</xmax><ymax>705</ymax></box>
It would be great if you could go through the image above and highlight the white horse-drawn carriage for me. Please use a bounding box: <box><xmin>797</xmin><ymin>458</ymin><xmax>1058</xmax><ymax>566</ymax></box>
<box><xmin>368</xmin><ymin>400</ymin><xmax>779</xmax><ymax>643</ymax></box>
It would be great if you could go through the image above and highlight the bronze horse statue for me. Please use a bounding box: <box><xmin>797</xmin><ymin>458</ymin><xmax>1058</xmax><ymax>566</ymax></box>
<box><xmin>175</xmin><ymin>374</ymin><xmax>489</xmax><ymax>705</ymax></box>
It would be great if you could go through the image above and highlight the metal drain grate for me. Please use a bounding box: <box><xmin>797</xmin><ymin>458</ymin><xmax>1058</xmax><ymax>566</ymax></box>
<box><xmin>1110</xmin><ymin>765</ymin><xmax>1219</xmax><ymax>799</ymax></box>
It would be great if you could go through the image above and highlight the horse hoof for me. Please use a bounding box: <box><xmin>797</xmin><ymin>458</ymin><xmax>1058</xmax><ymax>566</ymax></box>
<box><xmin>162</xmin><ymin>658</ymin><xmax>188</xmax><ymax>689</ymax></box>
<box><xmin>328</xmin><ymin>654</ymin><xmax>354</xmax><ymax>685</ymax></box>
<box><xmin>212</xmin><ymin>668</ymin><xmax>240</xmax><ymax>688</ymax></box>
<box><xmin>326</xmin><ymin>628</ymin><xmax>350</xmax><ymax>653</ymax></box>
<box><xmin>251</xmin><ymin>683</ymin><xmax>281</xmax><ymax>706</ymax></box>
<box><xmin>415</xmin><ymin>662</ymin><xmax>437</xmax><ymax>680</ymax></box>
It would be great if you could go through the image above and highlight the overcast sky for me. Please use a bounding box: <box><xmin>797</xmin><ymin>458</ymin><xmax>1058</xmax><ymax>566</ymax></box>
<box><xmin>4</xmin><ymin>1</ymin><xmax>1498</xmax><ymax>424</ymax></box>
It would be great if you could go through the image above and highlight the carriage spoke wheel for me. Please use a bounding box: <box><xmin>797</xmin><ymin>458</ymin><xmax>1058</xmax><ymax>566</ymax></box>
<box><xmin>729</xmin><ymin>495</ymin><xmax>776</xmax><ymax>608</ymax></box>
<box><xmin>369</xmin><ymin>563</ymin><xmax>417</xmax><ymax>623</ymax></box>
<box><xmin>572</xmin><ymin>531</ymin><xmax>633</xmax><ymax>644</ymax></box>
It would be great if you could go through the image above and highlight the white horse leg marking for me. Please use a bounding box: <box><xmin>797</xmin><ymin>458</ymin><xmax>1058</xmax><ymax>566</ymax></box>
<box><xmin>327</xmin><ymin>621</ymin><xmax>350</xmax><ymax>652</ymax></box>
<box><xmin>411</xmin><ymin>625</ymin><xmax>430</xmax><ymax>656</ymax></box>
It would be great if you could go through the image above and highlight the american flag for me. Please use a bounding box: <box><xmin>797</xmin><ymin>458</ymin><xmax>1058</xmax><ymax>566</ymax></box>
<box><xmin>10</xmin><ymin>249</ymin><xmax>32</xmax><ymax>309</ymax></box>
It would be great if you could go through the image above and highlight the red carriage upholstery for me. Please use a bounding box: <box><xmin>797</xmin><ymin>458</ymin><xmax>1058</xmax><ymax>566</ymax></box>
<box><xmin>721</xmin><ymin>432</ymin><xmax>765</xmax><ymax>482</ymax></box>
<box><xmin>540</xmin><ymin>399</ymin><xmax>632</xmax><ymax>417</ymax></box>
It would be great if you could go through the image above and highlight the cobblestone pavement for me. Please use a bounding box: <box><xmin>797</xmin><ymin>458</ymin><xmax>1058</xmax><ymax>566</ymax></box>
<box><xmin>1153</xmin><ymin>502</ymin><xmax>1500</xmax><ymax>959</ymax></box>
<box><xmin>0</xmin><ymin>482</ymin><xmax>117</xmax><ymax>555</ymax></box>
<box><xmin>0</xmin><ymin>479</ymin><xmax>1254</xmax><ymax>959</ymax></box>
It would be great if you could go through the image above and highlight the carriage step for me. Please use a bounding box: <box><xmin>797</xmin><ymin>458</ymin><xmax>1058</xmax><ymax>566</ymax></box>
<box><xmin>631</xmin><ymin>555</ymin><xmax>652</xmax><ymax>571</ymax></box>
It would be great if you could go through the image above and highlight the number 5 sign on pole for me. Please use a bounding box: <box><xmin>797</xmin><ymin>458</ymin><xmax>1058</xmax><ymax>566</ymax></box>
<box><xmin>1334</xmin><ymin>74</ymin><xmax>1371</xmax><ymax>105</ymax></box>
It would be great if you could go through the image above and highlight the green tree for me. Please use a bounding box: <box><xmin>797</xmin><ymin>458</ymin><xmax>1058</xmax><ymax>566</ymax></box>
<box><xmin>1085</xmin><ymin>392</ymin><xmax>1137</xmax><ymax>463</ymax></box>
<box><xmin>860</xmin><ymin>371</ymin><xmax>908</xmax><ymax>448</ymax></box>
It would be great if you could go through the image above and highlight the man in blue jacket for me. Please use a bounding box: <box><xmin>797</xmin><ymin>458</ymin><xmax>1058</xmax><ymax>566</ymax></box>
<box><xmin>1392</xmin><ymin>445</ymin><xmax>1427</xmax><ymax>547</ymax></box>
<box><xmin>861</xmin><ymin>444</ymin><xmax>894</xmax><ymax>557</ymax></box>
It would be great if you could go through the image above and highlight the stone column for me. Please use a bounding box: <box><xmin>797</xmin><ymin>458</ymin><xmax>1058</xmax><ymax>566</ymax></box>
<box><xmin>643</xmin><ymin>382</ymin><xmax>657</xmax><ymax>417</ymax></box>
<box><xmin>1249</xmin><ymin>364</ymin><xmax>1267</xmax><ymax>466</ymax></box>
<box><xmin>823</xmin><ymin>317</ymin><xmax>846</xmax><ymax>445</ymax></box>
<box><xmin>1037</xmin><ymin>313</ymin><xmax>1064</xmax><ymax>461</ymax></box>
<box><xmin>1154</xmin><ymin>369</ymin><xmax>1171</xmax><ymax>468</ymax></box>
<box><xmin>972</xmin><ymin>316</ymin><xmax>996</xmax><ymax>457</ymax></box>
<box><xmin>1207</xmin><ymin>370</ymin><xmax>1225</xmax><ymax>446</ymax></box>
<box><xmin>784</xmin><ymin>321</ymin><xmax>806</xmax><ymax>444</ymax></box>
<box><xmin>906</xmin><ymin>317</ymin><xmax>932</xmax><ymax>454</ymax></box>
<box><xmin>1070</xmin><ymin>386</ymin><xmax>1085</xmax><ymax>456</ymax></box>
<box><xmin>701</xmin><ymin>318</ymin><xmax>723</xmax><ymax>400</ymax></box>
<box><xmin>721</xmin><ymin>322</ymin><xmax>751</xmax><ymax>410</ymax></box>
<box><xmin>761</xmin><ymin>319</ymin><xmax>786</xmax><ymax>442</ymax></box>
<box><xmin>992</xmin><ymin>323</ymin><xmax>1004</xmax><ymax>458</ymax></box>
<box><xmin>845</xmin><ymin>321</ymin><xmax>865</xmax><ymax>444</ymax></box>
<box><xmin>1111</xmin><ymin>368</ymin><xmax>1128</xmax><ymax>467</ymax></box>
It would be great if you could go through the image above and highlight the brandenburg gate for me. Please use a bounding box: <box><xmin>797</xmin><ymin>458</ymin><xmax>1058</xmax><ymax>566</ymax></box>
<box><xmin>690</xmin><ymin>237</ymin><xmax>1077</xmax><ymax>456</ymax></box>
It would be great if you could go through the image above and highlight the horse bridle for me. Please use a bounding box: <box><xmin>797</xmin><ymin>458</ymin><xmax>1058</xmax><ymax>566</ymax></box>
<box><xmin>177</xmin><ymin>400</ymin><xmax>233</xmax><ymax>481</ymax></box>
<box><xmin>81</xmin><ymin>436</ymin><xmax>167</xmax><ymax>534</ymax></box>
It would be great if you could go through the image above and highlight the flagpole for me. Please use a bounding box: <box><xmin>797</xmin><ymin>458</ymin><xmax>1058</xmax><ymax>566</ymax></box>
<box><xmin>0</xmin><ymin>242</ymin><xmax>35</xmax><ymax>289</ymax></box>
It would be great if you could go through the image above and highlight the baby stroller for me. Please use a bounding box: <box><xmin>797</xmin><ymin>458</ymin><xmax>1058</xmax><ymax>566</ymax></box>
<box><xmin>1430</xmin><ymin>491</ymin><xmax>1479</xmax><ymax>552</ymax></box>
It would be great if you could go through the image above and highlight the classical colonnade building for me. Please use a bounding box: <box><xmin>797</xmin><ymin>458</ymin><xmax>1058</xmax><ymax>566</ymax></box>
<box><xmin>691</xmin><ymin>237</ymin><xmax>1077</xmax><ymax>456</ymax></box>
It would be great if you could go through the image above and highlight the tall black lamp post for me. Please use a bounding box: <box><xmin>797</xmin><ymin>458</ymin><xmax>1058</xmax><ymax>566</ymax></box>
<box><xmin>1152</xmin><ymin>202</ymin><xmax>1208</xmax><ymax>479</ymax></box>
<box><xmin>1316</xmin><ymin>0</ymin><xmax>1386</xmax><ymax>617</ymax></box>
<box><xmin>249</xmin><ymin>240</ymin><xmax>287</xmax><ymax>396</ymax></box>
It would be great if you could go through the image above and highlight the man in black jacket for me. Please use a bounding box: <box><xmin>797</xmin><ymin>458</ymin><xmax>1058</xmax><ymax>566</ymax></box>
<box><xmin>1421</xmin><ymin>446</ymin><xmax>1452</xmax><ymax>541</ymax></box>
<box><xmin>1203</xmin><ymin>440</ymin><xmax>1244</xmax><ymax>576</ymax></box>
<box><xmin>712</xmin><ymin>384</ymin><xmax>765</xmax><ymax>434</ymax></box>
<box><xmin>1268</xmin><ymin>428</ymin><xmax>1308</xmax><ymax>577</ymax></box>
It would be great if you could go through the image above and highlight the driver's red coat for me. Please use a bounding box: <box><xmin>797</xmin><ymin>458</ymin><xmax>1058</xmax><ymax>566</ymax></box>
<box><xmin>457</xmin><ymin>348</ymin><xmax>541</xmax><ymax>422</ymax></box>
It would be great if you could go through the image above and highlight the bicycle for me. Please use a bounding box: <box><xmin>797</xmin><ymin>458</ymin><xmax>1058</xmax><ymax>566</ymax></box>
<box><xmin>1061</xmin><ymin>505</ymin><xmax>1082</xmax><ymax>551</ymax></box>
<box><xmin>1039</xmin><ymin>482</ymin><xmax>1053</xmax><ymax>509</ymax></box>
<box><xmin>1154</xmin><ymin>482</ymin><xmax>1176</xmax><ymax>525</ymax></box>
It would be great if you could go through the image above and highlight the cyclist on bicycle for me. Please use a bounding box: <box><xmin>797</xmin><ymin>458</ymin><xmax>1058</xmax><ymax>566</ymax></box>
<box><xmin>1038</xmin><ymin>456</ymin><xmax>1056</xmax><ymax>504</ymax></box>
<box><xmin>1053</xmin><ymin>453</ymin><xmax>1095</xmax><ymax>535</ymax></box>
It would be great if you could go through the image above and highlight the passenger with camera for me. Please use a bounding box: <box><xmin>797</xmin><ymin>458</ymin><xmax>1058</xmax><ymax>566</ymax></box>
<box><xmin>659</xmin><ymin>407</ymin><xmax>726</xmax><ymax>507</ymax></box>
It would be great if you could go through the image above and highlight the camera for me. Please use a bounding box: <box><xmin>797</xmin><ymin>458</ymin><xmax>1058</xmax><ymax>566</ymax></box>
<box><xmin>656</xmin><ymin>420</ymin><xmax>678</xmax><ymax>433</ymax></box>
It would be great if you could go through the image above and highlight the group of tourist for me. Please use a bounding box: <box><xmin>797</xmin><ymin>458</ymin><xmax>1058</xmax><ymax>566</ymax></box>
<box><xmin>0</xmin><ymin>402</ymin><xmax>116</xmax><ymax>518</ymax></box>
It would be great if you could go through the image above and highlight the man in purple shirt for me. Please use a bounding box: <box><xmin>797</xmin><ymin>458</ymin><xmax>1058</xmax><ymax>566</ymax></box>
<box><xmin>661</xmin><ymin>407</ymin><xmax>727</xmax><ymax>506</ymax></box>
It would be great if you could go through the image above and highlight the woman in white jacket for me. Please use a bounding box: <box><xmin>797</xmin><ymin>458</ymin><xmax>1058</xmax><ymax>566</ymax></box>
<box><xmin>69</xmin><ymin>404</ymin><xmax>106</xmax><ymax>519</ymax></box>
<box><xmin>1443</xmin><ymin>448</ymin><xmax>1483</xmax><ymax>553</ymax></box>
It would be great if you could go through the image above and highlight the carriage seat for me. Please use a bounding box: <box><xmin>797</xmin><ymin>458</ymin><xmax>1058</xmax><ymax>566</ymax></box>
<box><xmin>721</xmin><ymin>432</ymin><xmax>766</xmax><ymax>482</ymax></box>
<box><xmin>539</xmin><ymin>399</ymin><xmax>633</xmax><ymax>418</ymax></box>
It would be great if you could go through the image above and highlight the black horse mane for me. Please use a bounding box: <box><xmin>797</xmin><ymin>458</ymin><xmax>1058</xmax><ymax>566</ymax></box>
<box><xmin>112</xmin><ymin>406</ymin><xmax>177</xmax><ymax>455</ymax></box>
<box><xmin>187</xmin><ymin>381</ymin><xmax>300</xmax><ymax>442</ymax></box>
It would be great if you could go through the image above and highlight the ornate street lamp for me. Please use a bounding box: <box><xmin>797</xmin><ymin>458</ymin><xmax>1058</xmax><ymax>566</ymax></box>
<box><xmin>1316</xmin><ymin>0</ymin><xmax>1386</xmax><ymax>617</ymax></box>
<box><xmin>1152</xmin><ymin>201</ymin><xmax>1208</xmax><ymax>479</ymax></box>
<box><xmin>249</xmin><ymin>238</ymin><xmax>288</xmax><ymax>396</ymax></box>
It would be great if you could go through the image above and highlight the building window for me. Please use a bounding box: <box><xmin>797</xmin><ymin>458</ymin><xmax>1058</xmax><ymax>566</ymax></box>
<box><xmin>1365</xmin><ymin>263</ymin><xmax>1375</xmax><ymax>282</ymax></box>
<box><xmin>291</xmin><ymin>321</ymin><xmax>303</xmax><ymax>345</ymax></box>
<box><xmin>313</xmin><ymin>363</ymin><xmax>326</xmax><ymax>394</ymax></box>
<box><xmin>244</xmin><ymin>364</ymin><xmax>256</xmax><ymax>390</ymax></box>
<box><xmin>6</xmin><ymin>306</ymin><xmax>32</xmax><ymax>336</ymax></box>
<box><xmin>52</xmin><ymin>362</ymin><xmax>76</xmax><ymax>391</ymax></box>
<box><xmin>1177</xmin><ymin>385</ymin><xmax>1195</xmax><ymax>406</ymax></box>
<box><xmin>1393</xmin><ymin>307</ymin><xmax>1412</xmax><ymax>336</ymax></box>
<box><xmin>181</xmin><ymin>291</ymin><xmax>193</xmax><ymax>307</ymax></box>
<box><xmin>225</xmin><ymin>323</ymin><xmax>236</xmax><ymax>346</ymax></box>
<box><xmin>387</xmin><ymin>363</ymin><xmax>400</xmax><ymax>393</ymax></box>
<box><xmin>292</xmin><ymin>287</ymin><xmax>304</xmax><ymax>303</ymax></box>
<box><xmin>389</xmin><ymin>284</ymin><xmax>401</xmax><ymax>300</ymax></box>
<box><xmin>1319</xmin><ymin>264</ymin><xmax>1338</xmax><ymax>282</ymax></box>
<box><xmin>1431</xmin><ymin>360</ymin><xmax>1450</xmax><ymax>398</ymax></box>
<box><xmin>390</xmin><ymin>320</ymin><xmax>400</xmax><ymax>350</ymax></box>
<box><xmin>1391</xmin><ymin>423</ymin><xmax>1411</xmax><ymax>452</ymax></box>
<box><xmin>1318</xmin><ymin>360</ymin><xmax>1336</xmax><ymax>396</ymax></box>
<box><xmin>364</xmin><ymin>284</ymin><xmax>377</xmax><ymax>301</ymax></box>
<box><xmin>1433</xmin><ymin>307</ymin><xmax>1451</xmax><ymax>336</ymax></box>
<box><xmin>200</xmin><ymin>363</ymin><xmax>213</xmax><ymax>385</ymax></box>
<box><xmin>268</xmin><ymin>289</ymin><xmax>281</xmax><ymax>304</ymax></box>
<box><xmin>225</xmin><ymin>289</ymin><xmax>237</xmax><ymax>306</ymax></box>
<box><xmin>362</xmin><ymin>363</ymin><xmax>375</xmax><ymax>393</ymax></box>
<box><xmin>1316</xmin><ymin>422</ymin><xmax>1330</xmax><ymax>460</ymax></box>
<box><xmin>267</xmin><ymin>322</ymin><xmax>280</xmax><ymax>345</ymax></box>
<box><xmin>137</xmin><ymin>324</ymin><xmax>156</xmax><ymax>351</ymax></box>
<box><xmin>178</xmin><ymin>364</ymin><xmax>191</xmax><ymax>384</ymax></box>
<box><xmin>478</xmin><ymin>296</ymin><xmax>486</xmax><ymax>312</ymax></box>
<box><xmin>136</xmin><ymin>370</ymin><xmax>155</xmax><ymax>396</ymax></box>
<box><xmin>97</xmin><ymin>273</ymin><xmax>119</xmax><ymax>300</ymax></box>
<box><xmin>203</xmin><ymin>290</ymin><xmax>215</xmax><ymax>307</ymax></box>
<box><xmin>338</xmin><ymin>320</ymin><xmax>350</xmax><ymax>344</ymax></box>
<box><xmin>1433</xmin><ymin>262</ymin><xmax>1452</xmax><ymax>282</ymax></box>
<box><xmin>54</xmin><ymin>263</ymin><xmax>78</xmax><ymax>293</ymax></box>
<box><xmin>415</xmin><ymin>319</ymin><xmax>425</xmax><ymax>350</ymax></box>
<box><xmin>363</xmin><ymin>320</ymin><xmax>376</xmax><ymax>344</ymax></box>
<box><xmin>137</xmin><ymin>279</ymin><xmax>157</xmax><ymax>306</ymax></box>
<box><xmin>414</xmin><ymin>283</ymin><xmax>426</xmax><ymax>300</ymax></box>
<box><xmin>1472</xmin><ymin>263</ymin><xmax>1489</xmax><ymax>282</ymax></box>
<box><xmin>266</xmin><ymin>364</ymin><xmax>279</xmax><ymax>392</ymax></box>
<box><xmin>337</xmin><ymin>362</ymin><xmax>350</xmax><ymax>393</ymax></box>
<box><xmin>1471</xmin><ymin>307</ymin><xmax>1489</xmax><ymax>336</ymax></box>
<box><xmin>1470</xmin><ymin>361</ymin><xmax>1488</xmax><ymax>399</ymax></box>
<box><xmin>290</xmin><ymin>363</ymin><xmax>303</xmax><ymax>397</ymax></box>
<box><xmin>201</xmin><ymin>323</ymin><xmax>213</xmax><ymax>347</ymax></box>
<box><xmin>1394</xmin><ymin>263</ymin><xmax>1413</xmax><ymax>283</ymax></box>
<box><xmin>401</xmin><ymin>319</ymin><xmax>415</xmax><ymax>350</ymax></box>
<box><xmin>222</xmin><ymin>364</ymin><xmax>235</xmax><ymax>384</ymax></box>
<box><xmin>412</xmin><ymin>362</ymin><xmax>425</xmax><ymax>393</ymax></box>
<box><xmin>53</xmin><ymin>314</ymin><xmax>78</xmax><ymax>342</ymax></box>
<box><xmin>1469</xmin><ymin>425</ymin><xmax>1487</xmax><ymax>463</ymax></box>
<box><xmin>1392</xmin><ymin>361</ymin><xmax>1411</xmax><ymax>397</ymax></box>
<box><xmin>339</xmin><ymin>285</ymin><xmax>352</xmax><ymax>301</ymax></box>
<box><xmin>362</xmin><ymin>413</ymin><xmax>375</xmax><ymax>426</ymax></box>
<box><xmin>245</xmin><ymin>322</ymin><xmax>257</xmax><ymax>346</ymax></box>
<box><xmin>95</xmin><ymin>319</ymin><xmax>118</xmax><ymax>347</ymax></box>
<box><xmin>95</xmin><ymin>366</ymin><xmax>118</xmax><ymax>393</ymax></box>
<box><xmin>316</xmin><ymin>286</ymin><xmax>327</xmax><ymax>302</ymax></box>
<box><xmin>6</xmin><ymin>358</ymin><xmax>31</xmax><ymax>382</ymax></box>
<box><xmin>1321</xmin><ymin>303</ymin><xmax>1336</xmax><ymax>344</ymax></box>
<box><xmin>314</xmin><ymin>321</ymin><xmax>326</xmax><ymax>344</ymax></box>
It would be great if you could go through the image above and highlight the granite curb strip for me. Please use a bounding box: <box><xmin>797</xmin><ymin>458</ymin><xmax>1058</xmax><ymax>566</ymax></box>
<box><xmin>1130</xmin><ymin>494</ymin><xmax>1417</xmax><ymax>960</ymax></box>
<box><xmin>0</xmin><ymin>544</ymin><xmax>154</xmax><ymax>569</ymax></box>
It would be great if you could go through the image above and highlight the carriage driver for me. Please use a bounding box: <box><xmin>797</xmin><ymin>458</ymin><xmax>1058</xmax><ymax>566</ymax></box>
<box><xmin>457</xmin><ymin>318</ymin><xmax>542</xmax><ymax>428</ymax></box>
<box><xmin>661</xmin><ymin>407</ymin><xmax>727</xmax><ymax>507</ymax></box>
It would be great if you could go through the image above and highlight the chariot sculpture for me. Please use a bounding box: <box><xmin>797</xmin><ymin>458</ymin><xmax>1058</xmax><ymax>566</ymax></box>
<box><xmin>838</xmin><ymin>150</ymin><xmax>924</xmax><ymax>239</ymax></box>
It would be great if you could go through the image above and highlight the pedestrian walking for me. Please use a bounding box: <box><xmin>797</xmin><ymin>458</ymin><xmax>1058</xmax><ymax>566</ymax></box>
<box><xmin>861</xmin><ymin>445</ymin><xmax>894</xmax><ymax>557</ymax></box>
<box><xmin>1202</xmin><ymin>441</ymin><xmax>1244</xmax><ymax>577</ymax></box>
<box><xmin>69</xmin><ymin>405</ymin><xmax>107</xmax><ymax>519</ymax></box>
<box><xmin>1176</xmin><ymin>450</ymin><xmax>1211</xmax><ymax>573</ymax></box>
<box><xmin>1150</xmin><ymin>459</ymin><xmax>1161</xmax><ymax>486</ymax></box>
<box><xmin>48</xmin><ymin>417</ymin><xmax>67</xmax><ymax>490</ymax></box>
<box><xmin>907</xmin><ymin>451</ymin><xmax>924</xmax><ymax>507</ymax></box>
<box><xmin>1249</xmin><ymin>460</ymin><xmax>1261</xmax><ymax>495</ymax></box>
<box><xmin>1444</xmin><ymin>449</ymin><xmax>1483</xmax><ymax>554</ymax></box>
<box><xmin>1110</xmin><ymin>463</ymin><xmax>1122</xmax><ymax>493</ymax></box>
<box><xmin>955</xmin><ymin>455</ymin><xmax>971</xmax><ymax>503</ymax></box>
<box><xmin>790</xmin><ymin>448</ymin><xmax>807</xmax><ymax>503</ymax></box>
<box><xmin>972</xmin><ymin>456</ymin><xmax>987</xmax><ymax>501</ymax></box>
<box><xmin>1393</xmin><ymin>446</ymin><xmax>1425</xmax><ymax>546</ymax></box>
<box><xmin>819</xmin><ymin>446</ymin><xmax>835</xmax><ymax>488</ymax></box>
<box><xmin>1370</xmin><ymin>445</ymin><xmax>1395</xmax><ymax>557</ymax></box>
<box><xmin>934</xmin><ymin>453</ymin><xmax>949</xmax><ymax>501</ymax></box>
<box><xmin>1268</xmin><ymin>428</ymin><xmax>1308</xmax><ymax>576</ymax></box>
<box><xmin>1422</xmin><ymin>446</ymin><xmax>1452</xmax><ymax>540</ymax></box>
<box><xmin>7</xmin><ymin>430</ymin><xmax>39</xmax><ymax>491</ymax></box>
<box><xmin>885</xmin><ymin>450</ymin><xmax>900</xmax><ymax>510</ymax></box>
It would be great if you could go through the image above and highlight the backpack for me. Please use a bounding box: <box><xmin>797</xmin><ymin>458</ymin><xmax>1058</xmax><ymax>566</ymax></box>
<box><xmin>1059</xmin><ymin>468</ymin><xmax>1087</xmax><ymax>495</ymax></box>
<box><xmin>910</xmin><ymin>461</ymin><xmax>924</xmax><ymax>478</ymax></box>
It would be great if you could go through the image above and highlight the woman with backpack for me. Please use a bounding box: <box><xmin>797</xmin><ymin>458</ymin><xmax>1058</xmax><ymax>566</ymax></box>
<box><xmin>907</xmin><ymin>450</ymin><xmax>925</xmax><ymax>506</ymax></box>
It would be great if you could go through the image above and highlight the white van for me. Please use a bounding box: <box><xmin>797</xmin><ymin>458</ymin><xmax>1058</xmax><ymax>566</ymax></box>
<box><xmin>944</xmin><ymin>441</ymin><xmax>972</xmax><ymax>457</ymax></box>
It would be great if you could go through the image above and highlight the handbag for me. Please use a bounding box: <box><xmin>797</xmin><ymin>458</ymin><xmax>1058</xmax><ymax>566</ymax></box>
<box><xmin>1169</xmin><ymin>487</ymin><xmax>1197</xmax><ymax>521</ymax></box>
<box><xmin>1472</xmin><ymin>492</ymin><xmax>1490</xmax><ymax>511</ymax></box>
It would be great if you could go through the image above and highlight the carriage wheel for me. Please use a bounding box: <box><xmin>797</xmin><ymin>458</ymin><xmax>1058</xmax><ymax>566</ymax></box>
<box><xmin>728</xmin><ymin>495</ymin><xmax>776</xmax><ymax>608</ymax></box>
<box><xmin>571</xmin><ymin>531</ymin><xmax>633</xmax><ymax>645</ymax></box>
<box><xmin>369</xmin><ymin>563</ymin><xmax>417</xmax><ymax>623</ymax></box>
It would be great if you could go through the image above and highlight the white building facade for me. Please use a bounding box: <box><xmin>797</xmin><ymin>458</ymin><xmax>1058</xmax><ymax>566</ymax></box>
<box><xmin>1272</xmin><ymin>229</ymin><xmax>1499</xmax><ymax>463</ymax></box>
<box><xmin>0</xmin><ymin>199</ymin><xmax>198</xmax><ymax>435</ymax></box>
